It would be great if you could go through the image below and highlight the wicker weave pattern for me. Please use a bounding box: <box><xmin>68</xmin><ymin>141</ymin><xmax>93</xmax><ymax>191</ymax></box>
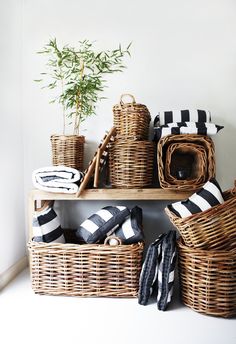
<box><xmin>113</xmin><ymin>94</ymin><xmax>151</xmax><ymax>140</ymax></box>
<box><xmin>109</xmin><ymin>140</ymin><xmax>154</xmax><ymax>188</ymax></box>
<box><xmin>51</xmin><ymin>135</ymin><xmax>85</xmax><ymax>171</ymax></box>
<box><xmin>28</xmin><ymin>241</ymin><xmax>144</xmax><ymax>297</ymax></box>
<box><xmin>158</xmin><ymin>134</ymin><xmax>215</xmax><ymax>191</ymax></box>
<box><xmin>166</xmin><ymin>185</ymin><xmax>236</xmax><ymax>250</ymax></box>
<box><xmin>178</xmin><ymin>239</ymin><xmax>236</xmax><ymax>317</ymax></box>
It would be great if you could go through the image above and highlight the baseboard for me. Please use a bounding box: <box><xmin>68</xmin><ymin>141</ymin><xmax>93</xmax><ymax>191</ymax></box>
<box><xmin>0</xmin><ymin>256</ymin><xmax>28</xmax><ymax>291</ymax></box>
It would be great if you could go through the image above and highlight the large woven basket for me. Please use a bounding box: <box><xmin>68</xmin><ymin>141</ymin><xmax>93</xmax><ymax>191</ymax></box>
<box><xmin>28</xmin><ymin>240</ymin><xmax>144</xmax><ymax>297</ymax></box>
<box><xmin>113</xmin><ymin>94</ymin><xmax>151</xmax><ymax>140</ymax></box>
<box><xmin>158</xmin><ymin>134</ymin><xmax>215</xmax><ymax>191</ymax></box>
<box><xmin>109</xmin><ymin>139</ymin><xmax>154</xmax><ymax>188</ymax></box>
<box><xmin>165</xmin><ymin>181</ymin><xmax>236</xmax><ymax>250</ymax></box>
<box><xmin>51</xmin><ymin>135</ymin><xmax>85</xmax><ymax>171</ymax></box>
<box><xmin>178</xmin><ymin>239</ymin><xmax>236</xmax><ymax>318</ymax></box>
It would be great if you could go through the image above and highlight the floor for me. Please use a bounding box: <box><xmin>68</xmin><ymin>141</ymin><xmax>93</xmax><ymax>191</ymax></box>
<box><xmin>1</xmin><ymin>268</ymin><xmax>235</xmax><ymax>344</ymax></box>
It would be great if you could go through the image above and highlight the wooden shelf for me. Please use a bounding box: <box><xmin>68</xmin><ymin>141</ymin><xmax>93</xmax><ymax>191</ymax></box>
<box><xmin>30</xmin><ymin>188</ymin><xmax>191</xmax><ymax>201</ymax></box>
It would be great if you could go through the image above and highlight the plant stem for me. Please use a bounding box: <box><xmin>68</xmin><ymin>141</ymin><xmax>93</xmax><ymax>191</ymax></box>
<box><xmin>60</xmin><ymin>66</ymin><xmax>66</xmax><ymax>135</ymax></box>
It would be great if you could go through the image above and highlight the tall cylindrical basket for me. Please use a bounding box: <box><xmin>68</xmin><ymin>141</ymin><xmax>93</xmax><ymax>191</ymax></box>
<box><xmin>51</xmin><ymin>135</ymin><xmax>85</xmax><ymax>171</ymax></box>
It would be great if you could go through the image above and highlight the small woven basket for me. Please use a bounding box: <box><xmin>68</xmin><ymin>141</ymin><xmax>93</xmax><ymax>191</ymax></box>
<box><xmin>165</xmin><ymin>181</ymin><xmax>236</xmax><ymax>250</ymax></box>
<box><xmin>109</xmin><ymin>139</ymin><xmax>154</xmax><ymax>188</ymax></box>
<box><xmin>165</xmin><ymin>142</ymin><xmax>207</xmax><ymax>187</ymax></box>
<box><xmin>113</xmin><ymin>94</ymin><xmax>151</xmax><ymax>140</ymax></box>
<box><xmin>178</xmin><ymin>239</ymin><xmax>236</xmax><ymax>318</ymax></box>
<box><xmin>28</xmin><ymin>240</ymin><xmax>144</xmax><ymax>297</ymax></box>
<box><xmin>51</xmin><ymin>135</ymin><xmax>85</xmax><ymax>171</ymax></box>
<box><xmin>158</xmin><ymin>134</ymin><xmax>215</xmax><ymax>191</ymax></box>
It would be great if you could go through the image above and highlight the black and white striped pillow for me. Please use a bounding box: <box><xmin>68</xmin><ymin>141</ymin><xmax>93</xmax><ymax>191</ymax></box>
<box><xmin>157</xmin><ymin>230</ymin><xmax>177</xmax><ymax>311</ymax></box>
<box><xmin>113</xmin><ymin>206</ymin><xmax>144</xmax><ymax>244</ymax></box>
<box><xmin>154</xmin><ymin>109</ymin><xmax>211</xmax><ymax>126</ymax></box>
<box><xmin>153</xmin><ymin>122</ymin><xmax>223</xmax><ymax>141</ymax></box>
<box><xmin>32</xmin><ymin>206</ymin><xmax>65</xmax><ymax>243</ymax></box>
<box><xmin>138</xmin><ymin>234</ymin><xmax>165</xmax><ymax>306</ymax></box>
<box><xmin>167</xmin><ymin>178</ymin><xmax>224</xmax><ymax>218</ymax></box>
<box><xmin>75</xmin><ymin>206</ymin><xmax>130</xmax><ymax>244</ymax></box>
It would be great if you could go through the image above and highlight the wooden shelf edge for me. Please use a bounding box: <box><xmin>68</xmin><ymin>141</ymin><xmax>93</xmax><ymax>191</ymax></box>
<box><xmin>30</xmin><ymin>188</ymin><xmax>192</xmax><ymax>201</ymax></box>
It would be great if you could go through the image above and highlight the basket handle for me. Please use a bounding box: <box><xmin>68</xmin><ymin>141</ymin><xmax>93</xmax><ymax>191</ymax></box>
<box><xmin>120</xmin><ymin>94</ymin><xmax>136</xmax><ymax>106</ymax></box>
<box><xmin>104</xmin><ymin>236</ymin><xmax>122</xmax><ymax>245</ymax></box>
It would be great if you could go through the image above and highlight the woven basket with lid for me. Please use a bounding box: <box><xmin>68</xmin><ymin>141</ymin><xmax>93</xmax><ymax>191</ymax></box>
<box><xmin>113</xmin><ymin>94</ymin><xmax>151</xmax><ymax>140</ymax></box>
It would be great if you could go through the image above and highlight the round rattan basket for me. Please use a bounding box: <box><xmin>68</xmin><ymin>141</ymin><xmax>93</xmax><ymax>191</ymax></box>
<box><xmin>113</xmin><ymin>94</ymin><xmax>151</xmax><ymax>140</ymax></box>
<box><xmin>51</xmin><ymin>135</ymin><xmax>85</xmax><ymax>171</ymax></box>
<box><xmin>109</xmin><ymin>139</ymin><xmax>154</xmax><ymax>188</ymax></box>
<box><xmin>178</xmin><ymin>239</ymin><xmax>236</xmax><ymax>318</ymax></box>
<box><xmin>158</xmin><ymin>134</ymin><xmax>215</xmax><ymax>191</ymax></box>
<box><xmin>165</xmin><ymin>181</ymin><xmax>236</xmax><ymax>251</ymax></box>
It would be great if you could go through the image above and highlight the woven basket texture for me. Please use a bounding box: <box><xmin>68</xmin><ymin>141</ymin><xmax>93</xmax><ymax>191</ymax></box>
<box><xmin>51</xmin><ymin>135</ymin><xmax>85</xmax><ymax>171</ymax></box>
<box><xmin>113</xmin><ymin>94</ymin><xmax>151</xmax><ymax>141</ymax></box>
<box><xmin>178</xmin><ymin>239</ymin><xmax>236</xmax><ymax>318</ymax></box>
<box><xmin>166</xmin><ymin>183</ymin><xmax>236</xmax><ymax>251</ymax></box>
<box><xmin>28</xmin><ymin>241</ymin><xmax>144</xmax><ymax>297</ymax></box>
<box><xmin>158</xmin><ymin>134</ymin><xmax>215</xmax><ymax>191</ymax></box>
<box><xmin>109</xmin><ymin>139</ymin><xmax>154</xmax><ymax>188</ymax></box>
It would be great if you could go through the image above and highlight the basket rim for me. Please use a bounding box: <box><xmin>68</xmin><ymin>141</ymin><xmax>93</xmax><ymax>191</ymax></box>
<box><xmin>177</xmin><ymin>238</ymin><xmax>236</xmax><ymax>256</ymax></box>
<box><xmin>27</xmin><ymin>240</ymin><xmax>144</xmax><ymax>251</ymax></box>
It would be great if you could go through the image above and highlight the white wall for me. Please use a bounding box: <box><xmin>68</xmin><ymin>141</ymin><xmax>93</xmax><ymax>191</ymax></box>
<box><xmin>22</xmin><ymin>0</ymin><xmax>236</xmax><ymax>194</ymax></box>
<box><xmin>0</xmin><ymin>0</ymin><xmax>26</xmax><ymax>274</ymax></box>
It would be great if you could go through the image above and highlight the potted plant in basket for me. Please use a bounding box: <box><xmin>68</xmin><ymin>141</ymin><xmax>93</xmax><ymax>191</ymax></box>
<box><xmin>35</xmin><ymin>38</ymin><xmax>131</xmax><ymax>171</ymax></box>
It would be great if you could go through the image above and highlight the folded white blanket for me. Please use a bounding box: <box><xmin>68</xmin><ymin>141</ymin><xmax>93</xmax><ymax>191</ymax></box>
<box><xmin>32</xmin><ymin>166</ymin><xmax>84</xmax><ymax>194</ymax></box>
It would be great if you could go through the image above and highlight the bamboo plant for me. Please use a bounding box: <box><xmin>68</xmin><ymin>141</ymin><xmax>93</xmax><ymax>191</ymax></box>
<box><xmin>35</xmin><ymin>38</ymin><xmax>131</xmax><ymax>135</ymax></box>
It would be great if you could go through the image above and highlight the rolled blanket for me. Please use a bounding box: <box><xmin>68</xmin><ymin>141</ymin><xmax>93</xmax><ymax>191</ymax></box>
<box><xmin>154</xmin><ymin>109</ymin><xmax>211</xmax><ymax>126</ymax></box>
<box><xmin>153</xmin><ymin>122</ymin><xmax>224</xmax><ymax>141</ymax></box>
<box><xmin>32</xmin><ymin>165</ymin><xmax>84</xmax><ymax>194</ymax></box>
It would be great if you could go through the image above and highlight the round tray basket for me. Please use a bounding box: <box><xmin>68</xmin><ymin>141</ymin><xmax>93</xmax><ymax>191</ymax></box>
<box><xmin>109</xmin><ymin>139</ymin><xmax>154</xmax><ymax>188</ymax></box>
<box><xmin>165</xmin><ymin>181</ymin><xmax>236</xmax><ymax>251</ymax></box>
<box><xmin>51</xmin><ymin>135</ymin><xmax>85</xmax><ymax>171</ymax></box>
<box><xmin>178</xmin><ymin>239</ymin><xmax>236</xmax><ymax>318</ymax></box>
<box><xmin>158</xmin><ymin>134</ymin><xmax>215</xmax><ymax>191</ymax></box>
<box><xmin>113</xmin><ymin>94</ymin><xmax>151</xmax><ymax>140</ymax></box>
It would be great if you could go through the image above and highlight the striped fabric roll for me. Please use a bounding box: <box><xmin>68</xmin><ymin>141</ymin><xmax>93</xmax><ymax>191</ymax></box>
<box><xmin>168</xmin><ymin>178</ymin><xmax>224</xmax><ymax>218</ymax></box>
<box><xmin>113</xmin><ymin>206</ymin><xmax>144</xmax><ymax>244</ymax></box>
<box><xmin>157</xmin><ymin>230</ymin><xmax>177</xmax><ymax>311</ymax></box>
<box><xmin>76</xmin><ymin>206</ymin><xmax>130</xmax><ymax>244</ymax></box>
<box><xmin>153</xmin><ymin>122</ymin><xmax>224</xmax><ymax>141</ymax></box>
<box><xmin>32</xmin><ymin>206</ymin><xmax>65</xmax><ymax>243</ymax></box>
<box><xmin>138</xmin><ymin>234</ymin><xmax>165</xmax><ymax>306</ymax></box>
<box><xmin>154</xmin><ymin>109</ymin><xmax>211</xmax><ymax>126</ymax></box>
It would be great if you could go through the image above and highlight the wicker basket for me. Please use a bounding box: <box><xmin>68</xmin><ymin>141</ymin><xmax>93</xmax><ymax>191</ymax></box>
<box><xmin>113</xmin><ymin>94</ymin><xmax>151</xmax><ymax>140</ymax></box>
<box><xmin>109</xmin><ymin>139</ymin><xmax>154</xmax><ymax>188</ymax></box>
<box><xmin>165</xmin><ymin>142</ymin><xmax>207</xmax><ymax>187</ymax></box>
<box><xmin>165</xmin><ymin>182</ymin><xmax>236</xmax><ymax>250</ymax></box>
<box><xmin>51</xmin><ymin>135</ymin><xmax>85</xmax><ymax>171</ymax></box>
<box><xmin>178</xmin><ymin>239</ymin><xmax>236</xmax><ymax>317</ymax></box>
<box><xmin>158</xmin><ymin>134</ymin><xmax>215</xmax><ymax>191</ymax></box>
<box><xmin>28</xmin><ymin>240</ymin><xmax>144</xmax><ymax>297</ymax></box>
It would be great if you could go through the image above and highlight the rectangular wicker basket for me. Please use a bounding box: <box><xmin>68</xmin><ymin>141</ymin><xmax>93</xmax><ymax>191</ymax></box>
<box><xmin>158</xmin><ymin>134</ymin><xmax>215</xmax><ymax>191</ymax></box>
<box><xmin>28</xmin><ymin>241</ymin><xmax>144</xmax><ymax>297</ymax></box>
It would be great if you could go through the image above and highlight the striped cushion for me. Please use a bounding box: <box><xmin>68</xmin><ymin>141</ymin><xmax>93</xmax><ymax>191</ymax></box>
<box><xmin>32</xmin><ymin>206</ymin><xmax>65</xmax><ymax>243</ymax></box>
<box><xmin>113</xmin><ymin>206</ymin><xmax>144</xmax><ymax>244</ymax></box>
<box><xmin>168</xmin><ymin>178</ymin><xmax>224</xmax><ymax>218</ymax></box>
<box><xmin>138</xmin><ymin>234</ymin><xmax>165</xmax><ymax>306</ymax></box>
<box><xmin>157</xmin><ymin>230</ymin><xmax>177</xmax><ymax>311</ymax></box>
<box><xmin>75</xmin><ymin>206</ymin><xmax>130</xmax><ymax>244</ymax></box>
<box><xmin>154</xmin><ymin>109</ymin><xmax>211</xmax><ymax>126</ymax></box>
<box><xmin>153</xmin><ymin>122</ymin><xmax>223</xmax><ymax>141</ymax></box>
